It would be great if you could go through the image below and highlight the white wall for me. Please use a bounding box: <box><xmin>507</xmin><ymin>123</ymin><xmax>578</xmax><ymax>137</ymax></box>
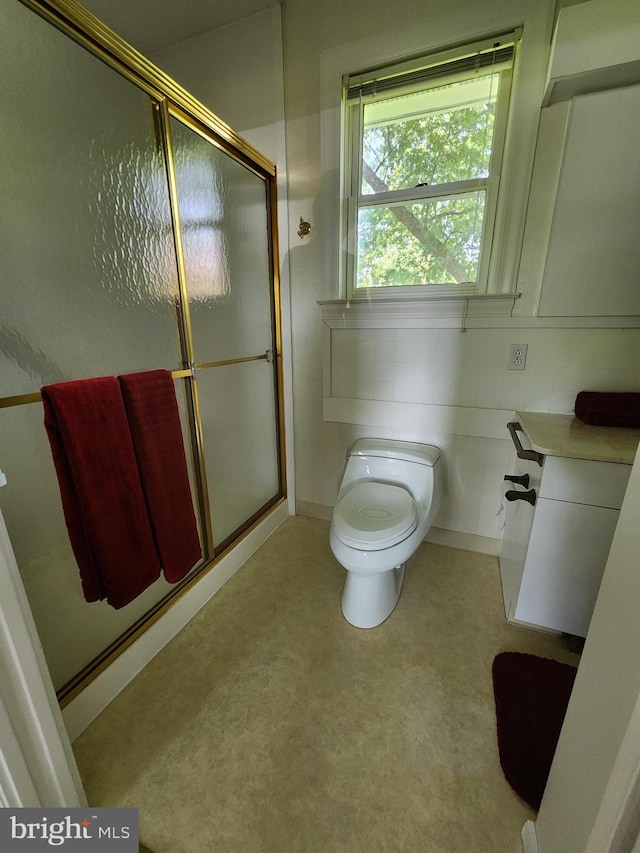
<box><xmin>281</xmin><ymin>0</ymin><xmax>640</xmax><ymax>543</ymax></box>
<box><xmin>329</xmin><ymin>325</ymin><xmax>640</xmax><ymax>420</ymax></box>
<box><xmin>152</xmin><ymin>8</ymin><xmax>283</xmax><ymax>160</ymax></box>
<box><xmin>0</xmin><ymin>508</ymin><xmax>85</xmax><ymax>806</ymax></box>
<box><xmin>535</xmin><ymin>444</ymin><xmax>640</xmax><ymax>852</ymax></box>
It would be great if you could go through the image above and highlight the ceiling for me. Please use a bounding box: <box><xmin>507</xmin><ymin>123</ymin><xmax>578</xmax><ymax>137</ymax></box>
<box><xmin>80</xmin><ymin>0</ymin><xmax>278</xmax><ymax>54</ymax></box>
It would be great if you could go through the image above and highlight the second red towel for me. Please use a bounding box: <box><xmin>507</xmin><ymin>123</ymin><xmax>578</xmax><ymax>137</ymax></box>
<box><xmin>575</xmin><ymin>391</ymin><xmax>640</xmax><ymax>428</ymax></box>
<box><xmin>119</xmin><ymin>370</ymin><xmax>202</xmax><ymax>583</ymax></box>
<box><xmin>42</xmin><ymin>378</ymin><xmax>162</xmax><ymax>608</ymax></box>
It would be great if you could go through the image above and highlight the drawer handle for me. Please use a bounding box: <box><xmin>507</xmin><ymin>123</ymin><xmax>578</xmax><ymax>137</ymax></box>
<box><xmin>504</xmin><ymin>473</ymin><xmax>530</xmax><ymax>488</ymax></box>
<box><xmin>505</xmin><ymin>488</ymin><xmax>537</xmax><ymax>506</ymax></box>
<box><xmin>507</xmin><ymin>421</ymin><xmax>544</xmax><ymax>467</ymax></box>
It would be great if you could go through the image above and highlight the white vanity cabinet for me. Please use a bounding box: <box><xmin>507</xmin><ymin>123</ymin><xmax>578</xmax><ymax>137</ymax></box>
<box><xmin>499</xmin><ymin>414</ymin><xmax>638</xmax><ymax>638</ymax></box>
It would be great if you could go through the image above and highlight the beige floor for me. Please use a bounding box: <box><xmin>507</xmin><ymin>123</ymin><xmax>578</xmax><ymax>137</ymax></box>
<box><xmin>73</xmin><ymin>516</ymin><xmax>579</xmax><ymax>853</ymax></box>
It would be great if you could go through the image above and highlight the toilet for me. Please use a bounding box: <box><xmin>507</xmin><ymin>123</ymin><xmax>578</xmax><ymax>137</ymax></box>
<box><xmin>330</xmin><ymin>439</ymin><xmax>444</xmax><ymax>629</ymax></box>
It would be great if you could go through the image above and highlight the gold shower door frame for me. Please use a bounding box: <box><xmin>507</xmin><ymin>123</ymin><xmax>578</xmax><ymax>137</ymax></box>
<box><xmin>5</xmin><ymin>0</ymin><xmax>287</xmax><ymax>704</ymax></box>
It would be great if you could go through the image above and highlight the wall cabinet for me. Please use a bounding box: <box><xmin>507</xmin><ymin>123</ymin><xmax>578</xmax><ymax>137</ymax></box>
<box><xmin>500</xmin><ymin>428</ymin><xmax>632</xmax><ymax>638</ymax></box>
<box><xmin>537</xmin><ymin>83</ymin><xmax>640</xmax><ymax>317</ymax></box>
<box><xmin>543</xmin><ymin>0</ymin><xmax>640</xmax><ymax>106</ymax></box>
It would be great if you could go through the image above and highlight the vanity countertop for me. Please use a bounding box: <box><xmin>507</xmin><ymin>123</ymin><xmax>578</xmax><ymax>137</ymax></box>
<box><xmin>515</xmin><ymin>411</ymin><xmax>640</xmax><ymax>465</ymax></box>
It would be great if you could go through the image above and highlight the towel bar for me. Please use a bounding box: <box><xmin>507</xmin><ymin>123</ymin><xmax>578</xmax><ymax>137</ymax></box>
<box><xmin>507</xmin><ymin>421</ymin><xmax>544</xmax><ymax>467</ymax></box>
<box><xmin>0</xmin><ymin>354</ymin><xmax>273</xmax><ymax>409</ymax></box>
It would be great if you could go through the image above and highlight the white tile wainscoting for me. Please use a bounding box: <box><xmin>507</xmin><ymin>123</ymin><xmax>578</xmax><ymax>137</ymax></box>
<box><xmin>326</xmin><ymin>323</ymin><xmax>640</xmax><ymax>415</ymax></box>
<box><xmin>314</xmin><ymin>303</ymin><xmax>640</xmax><ymax>549</ymax></box>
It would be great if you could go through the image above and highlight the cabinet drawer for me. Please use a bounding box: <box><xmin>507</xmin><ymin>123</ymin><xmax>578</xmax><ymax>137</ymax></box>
<box><xmin>540</xmin><ymin>456</ymin><xmax>631</xmax><ymax>508</ymax></box>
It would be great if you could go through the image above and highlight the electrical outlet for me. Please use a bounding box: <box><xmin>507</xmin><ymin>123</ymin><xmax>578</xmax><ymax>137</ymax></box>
<box><xmin>507</xmin><ymin>343</ymin><xmax>528</xmax><ymax>370</ymax></box>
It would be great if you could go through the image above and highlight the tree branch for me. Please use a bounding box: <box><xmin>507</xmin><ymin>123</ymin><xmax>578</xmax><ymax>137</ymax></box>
<box><xmin>362</xmin><ymin>160</ymin><xmax>469</xmax><ymax>284</ymax></box>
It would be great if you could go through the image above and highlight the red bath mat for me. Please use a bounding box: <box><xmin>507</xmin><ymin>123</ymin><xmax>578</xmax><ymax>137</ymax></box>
<box><xmin>492</xmin><ymin>652</ymin><xmax>577</xmax><ymax>810</ymax></box>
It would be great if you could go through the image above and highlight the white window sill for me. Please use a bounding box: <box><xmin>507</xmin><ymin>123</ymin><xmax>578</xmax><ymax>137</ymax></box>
<box><xmin>318</xmin><ymin>292</ymin><xmax>520</xmax><ymax>326</ymax></box>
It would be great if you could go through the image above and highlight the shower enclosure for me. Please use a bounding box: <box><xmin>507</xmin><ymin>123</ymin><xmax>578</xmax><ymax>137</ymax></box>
<box><xmin>0</xmin><ymin>0</ymin><xmax>286</xmax><ymax>701</ymax></box>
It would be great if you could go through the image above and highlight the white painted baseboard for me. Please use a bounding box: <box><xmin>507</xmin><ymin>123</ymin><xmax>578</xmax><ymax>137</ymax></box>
<box><xmin>295</xmin><ymin>500</ymin><xmax>333</xmax><ymax>521</ymax></box>
<box><xmin>63</xmin><ymin>501</ymin><xmax>291</xmax><ymax>742</ymax></box>
<box><xmin>425</xmin><ymin>526</ymin><xmax>500</xmax><ymax>556</ymax></box>
<box><xmin>522</xmin><ymin>820</ymin><xmax>538</xmax><ymax>853</ymax></box>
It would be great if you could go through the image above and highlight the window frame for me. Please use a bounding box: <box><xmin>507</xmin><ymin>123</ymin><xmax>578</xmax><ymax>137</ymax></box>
<box><xmin>342</xmin><ymin>32</ymin><xmax>520</xmax><ymax>300</ymax></box>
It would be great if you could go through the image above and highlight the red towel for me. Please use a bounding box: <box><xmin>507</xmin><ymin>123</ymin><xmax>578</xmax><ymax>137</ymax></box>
<box><xmin>575</xmin><ymin>391</ymin><xmax>640</xmax><ymax>428</ymax></box>
<box><xmin>119</xmin><ymin>370</ymin><xmax>201</xmax><ymax>583</ymax></box>
<box><xmin>42</xmin><ymin>378</ymin><xmax>162</xmax><ymax>609</ymax></box>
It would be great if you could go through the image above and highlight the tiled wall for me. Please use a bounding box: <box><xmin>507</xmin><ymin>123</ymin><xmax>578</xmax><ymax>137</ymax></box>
<box><xmin>331</xmin><ymin>326</ymin><xmax>640</xmax><ymax>413</ymax></box>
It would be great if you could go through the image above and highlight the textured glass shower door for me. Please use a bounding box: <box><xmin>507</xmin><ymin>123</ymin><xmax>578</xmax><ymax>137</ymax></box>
<box><xmin>0</xmin><ymin>0</ymin><xmax>285</xmax><ymax>696</ymax></box>
<box><xmin>169</xmin><ymin>113</ymin><xmax>283</xmax><ymax>549</ymax></box>
<box><xmin>0</xmin><ymin>0</ymin><xmax>200</xmax><ymax>690</ymax></box>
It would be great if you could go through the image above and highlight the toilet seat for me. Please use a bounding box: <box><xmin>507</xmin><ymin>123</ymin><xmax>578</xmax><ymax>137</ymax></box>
<box><xmin>334</xmin><ymin>481</ymin><xmax>417</xmax><ymax>550</ymax></box>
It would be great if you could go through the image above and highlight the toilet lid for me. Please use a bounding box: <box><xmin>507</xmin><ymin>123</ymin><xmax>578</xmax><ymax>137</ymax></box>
<box><xmin>334</xmin><ymin>481</ymin><xmax>417</xmax><ymax>550</ymax></box>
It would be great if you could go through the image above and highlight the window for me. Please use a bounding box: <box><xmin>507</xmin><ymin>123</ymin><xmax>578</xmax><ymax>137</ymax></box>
<box><xmin>343</xmin><ymin>33</ymin><xmax>518</xmax><ymax>297</ymax></box>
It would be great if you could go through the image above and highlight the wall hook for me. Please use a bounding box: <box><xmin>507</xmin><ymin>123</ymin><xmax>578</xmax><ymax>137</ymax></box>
<box><xmin>297</xmin><ymin>217</ymin><xmax>311</xmax><ymax>239</ymax></box>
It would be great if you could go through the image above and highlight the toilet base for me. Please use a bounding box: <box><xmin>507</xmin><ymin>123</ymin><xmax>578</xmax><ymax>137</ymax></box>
<box><xmin>341</xmin><ymin>563</ymin><xmax>406</xmax><ymax>629</ymax></box>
